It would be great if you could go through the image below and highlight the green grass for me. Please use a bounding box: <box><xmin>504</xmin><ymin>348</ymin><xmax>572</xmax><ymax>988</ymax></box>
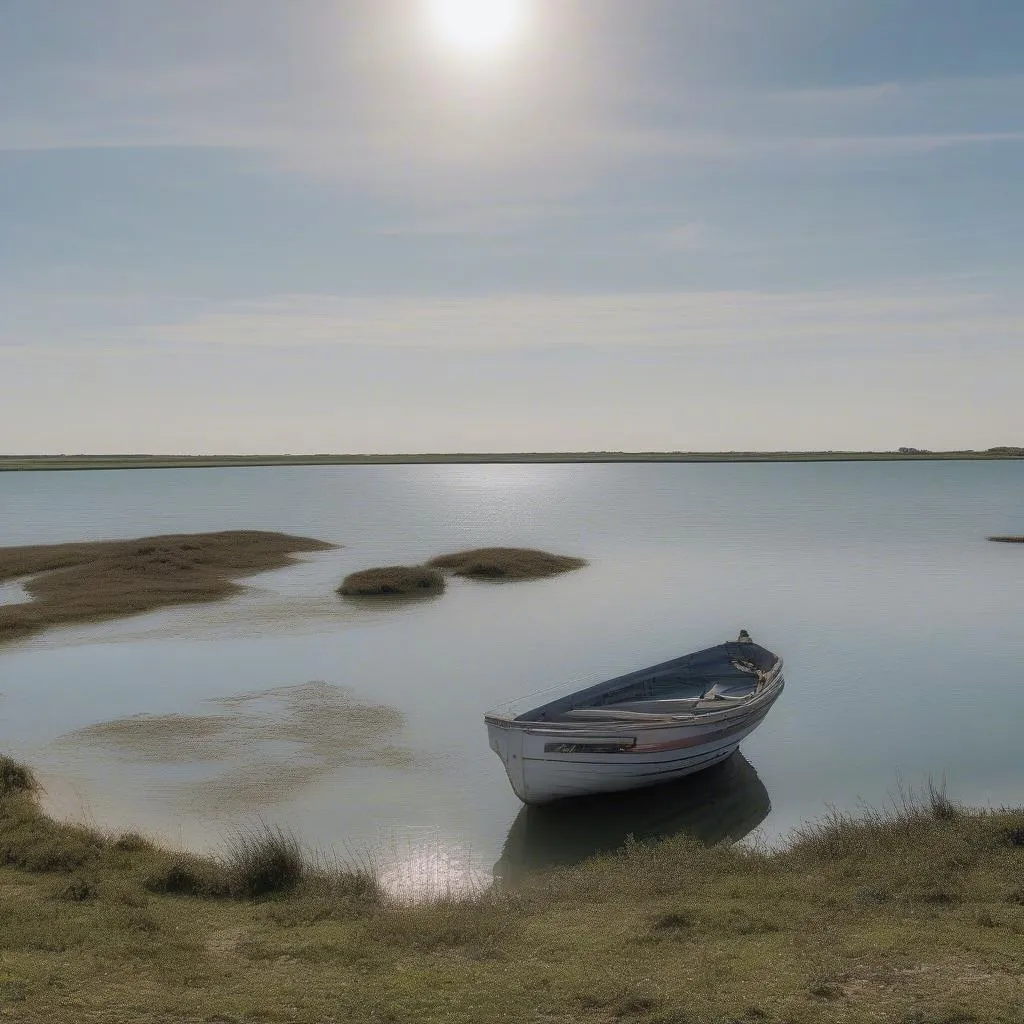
<box><xmin>2</xmin><ymin>757</ymin><xmax>1024</xmax><ymax>1021</ymax></box>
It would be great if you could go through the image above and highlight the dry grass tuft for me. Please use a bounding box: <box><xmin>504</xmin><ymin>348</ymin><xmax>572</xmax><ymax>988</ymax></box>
<box><xmin>224</xmin><ymin>821</ymin><xmax>306</xmax><ymax>898</ymax></box>
<box><xmin>337</xmin><ymin>565</ymin><xmax>445</xmax><ymax>597</ymax></box>
<box><xmin>783</xmin><ymin>775</ymin><xmax>963</xmax><ymax>862</ymax></box>
<box><xmin>0</xmin><ymin>756</ymin><xmax>37</xmax><ymax>797</ymax></box>
<box><xmin>0</xmin><ymin>530</ymin><xmax>336</xmax><ymax>644</ymax></box>
<box><xmin>145</xmin><ymin>855</ymin><xmax>231</xmax><ymax>899</ymax></box>
<box><xmin>427</xmin><ymin>546</ymin><xmax>588</xmax><ymax>581</ymax></box>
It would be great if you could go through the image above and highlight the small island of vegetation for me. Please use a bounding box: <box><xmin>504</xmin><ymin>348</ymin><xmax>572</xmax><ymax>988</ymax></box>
<box><xmin>337</xmin><ymin>565</ymin><xmax>445</xmax><ymax>597</ymax></box>
<box><xmin>0</xmin><ymin>530</ymin><xmax>335</xmax><ymax>645</ymax></box>
<box><xmin>988</xmin><ymin>535</ymin><xmax>1024</xmax><ymax>543</ymax></box>
<box><xmin>427</xmin><ymin>546</ymin><xmax>588</xmax><ymax>580</ymax></box>
<box><xmin>337</xmin><ymin>547</ymin><xmax>587</xmax><ymax>601</ymax></box>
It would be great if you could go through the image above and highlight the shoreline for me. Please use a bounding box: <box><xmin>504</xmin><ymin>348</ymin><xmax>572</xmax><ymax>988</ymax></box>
<box><xmin>2</xmin><ymin>449</ymin><xmax>1023</xmax><ymax>472</ymax></box>
<box><xmin>2</xmin><ymin>755</ymin><xmax>1023</xmax><ymax>1022</ymax></box>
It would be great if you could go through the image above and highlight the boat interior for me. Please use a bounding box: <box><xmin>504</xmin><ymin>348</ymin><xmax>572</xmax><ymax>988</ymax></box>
<box><xmin>515</xmin><ymin>640</ymin><xmax>779</xmax><ymax>724</ymax></box>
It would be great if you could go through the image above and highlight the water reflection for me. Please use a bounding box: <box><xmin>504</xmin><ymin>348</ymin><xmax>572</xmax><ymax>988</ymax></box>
<box><xmin>0</xmin><ymin>576</ymin><xmax>31</xmax><ymax>607</ymax></box>
<box><xmin>375</xmin><ymin>833</ymin><xmax>493</xmax><ymax>902</ymax></box>
<box><xmin>494</xmin><ymin>752</ymin><xmax>770</xmax><ymax>881</ymax></box>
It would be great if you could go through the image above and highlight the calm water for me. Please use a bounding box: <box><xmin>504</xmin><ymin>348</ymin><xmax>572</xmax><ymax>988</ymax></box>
<box><xmin>1</xmin><ymin>462</ymin><xmax>1022</xmax><ymax>893</ymax></box>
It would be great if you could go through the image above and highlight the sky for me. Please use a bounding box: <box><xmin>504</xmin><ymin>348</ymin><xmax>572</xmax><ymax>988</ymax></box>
<box><xmin>1</xmin><ymin>0</ymin><xmax>1022</xmax><ymax>454</ymax></box>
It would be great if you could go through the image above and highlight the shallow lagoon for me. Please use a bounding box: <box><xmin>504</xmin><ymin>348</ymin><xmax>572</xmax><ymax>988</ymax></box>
<box><xmin>1</xmin><ymin>461</ymin><xmax>1022</xmax><ymax>893</ymax></box>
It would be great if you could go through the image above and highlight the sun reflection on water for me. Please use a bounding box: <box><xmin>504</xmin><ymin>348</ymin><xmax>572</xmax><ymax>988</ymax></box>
<box><xmin>374</xmin><ymin>831</ymin><xmax>492</xmax><ymax>901</ymax></box>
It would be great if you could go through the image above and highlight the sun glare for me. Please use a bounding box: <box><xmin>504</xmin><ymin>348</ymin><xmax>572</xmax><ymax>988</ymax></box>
<box><xmin>425</xmin><ymin>0</ymin><xmax>530</xmax><ymax>60</ymax></box>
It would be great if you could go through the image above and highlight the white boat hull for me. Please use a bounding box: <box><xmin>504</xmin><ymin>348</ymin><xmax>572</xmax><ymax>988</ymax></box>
<box><xmin>487</xmin><ymin>673</ymin><xmax>784</xmax><ymax>805</ymax></box>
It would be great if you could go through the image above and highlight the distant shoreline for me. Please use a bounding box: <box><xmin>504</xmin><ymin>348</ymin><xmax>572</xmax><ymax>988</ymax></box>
<box><xmin>1</xmin><ymin>449</ymin><xmax>1023</xmax><ymax>471</ymax></box>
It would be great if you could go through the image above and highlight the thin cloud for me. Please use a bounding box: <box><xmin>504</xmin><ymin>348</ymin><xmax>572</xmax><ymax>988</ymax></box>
<box><xmin>143</xmin><ymin>286</ymin><xmax>1020</xmax><ymax>354</ymax></box>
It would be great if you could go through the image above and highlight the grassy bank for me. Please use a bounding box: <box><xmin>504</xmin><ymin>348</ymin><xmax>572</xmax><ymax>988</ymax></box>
<box><xmin>2</xmin><ymin>449</ymin><xmax>1023</xmax><ymax>472</ymax></box>
<box><xmin>2</xmin><ymin>756</ymin><xmax>1023</xmax><ymax>1023</ymax></box>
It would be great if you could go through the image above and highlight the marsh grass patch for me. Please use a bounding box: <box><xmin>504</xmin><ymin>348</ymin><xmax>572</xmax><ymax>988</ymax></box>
<box><xmin>365</xmin><ymin>893</ymin><xmax>517</xmax><ymax>956</ymax></box>
<box><xmin>783</xmin><ymin>775</ymin><xmax>963</xmax><ymax>863</ymax></box>
<box><xmin>337</xmin><ymin>565</ymin><xmax>444</xmax><ymax>597</ymax></box>
<box><xmin>145</xmin><ymin>855</ymin><xmax>230</xmax><ymax>898</ymax></box>
<box><xmin>223</xmin><ymin>821</ymin><xmax>305</xmax><ymax>898</ymax></box>
<box><xmin>54</xmin><ymin>877</ymin><xmax>98</xmax><ymax>902</ymax></box>
<box><xmin>0</xmin><ymin>756</ymin><xmax>37</xmax><ymax>797</ymax></box>
<box><xmin>0</xmin><ymin>530</ymin><xmax>335</xmax><ymax>645</ymax></box>
<box><xmin>0</xmin><ymin>800</ymin><xmax>106</xmax><ymax>874</ymax></box>
<box><xmin>427</xmin><ymin>546</ymin><xmax>588</xmax><ymax>580</ymax></box>
<box><xmin>113</xmin><ymin>831</ymin><xmax>156</xmax><ymax>853</ymax></box>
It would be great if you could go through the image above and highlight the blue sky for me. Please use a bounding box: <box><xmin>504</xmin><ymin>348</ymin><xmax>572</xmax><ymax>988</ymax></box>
<box><xmin>1</xmin><ymin>0</ymin><xmax>1022</xmax><ymax>452</ymax></box>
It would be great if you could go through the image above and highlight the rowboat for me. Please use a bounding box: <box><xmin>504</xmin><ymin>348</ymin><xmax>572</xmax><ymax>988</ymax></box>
<box><xmin>485</xmin><ymin>631</ymin><xmax>784</xmax><ymax>804</ymax></box>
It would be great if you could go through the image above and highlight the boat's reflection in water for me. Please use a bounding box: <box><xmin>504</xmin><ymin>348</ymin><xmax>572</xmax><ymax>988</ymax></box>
<box><xmin>493</xmin><ymin>752</ymin><xmax>770</xmax><ymax>882</ymax></box>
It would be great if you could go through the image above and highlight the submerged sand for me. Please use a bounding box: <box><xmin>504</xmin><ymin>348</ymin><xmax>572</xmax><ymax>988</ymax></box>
<box><xmin>0</xmin><ymin>530</ymin><xmax>336</xmax><ymax>645</ymax></box>
<box><xmin>64</xmin><ymin>681</ymin><xmax>416</xmax><ymax>812</ymax></box>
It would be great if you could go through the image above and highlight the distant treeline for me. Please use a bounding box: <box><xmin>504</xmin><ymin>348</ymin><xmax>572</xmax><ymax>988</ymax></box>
<box><xmin>1</xmin><ymin>448</ymin><xmax>1023</xmax><ymax>472</ymax></box>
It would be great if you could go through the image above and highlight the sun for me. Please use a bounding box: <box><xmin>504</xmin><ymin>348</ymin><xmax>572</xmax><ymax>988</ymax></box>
<box><xmin>425</xmin><ymin>0</ymin><xmax>530</xmax><ymax>60</ymax></box>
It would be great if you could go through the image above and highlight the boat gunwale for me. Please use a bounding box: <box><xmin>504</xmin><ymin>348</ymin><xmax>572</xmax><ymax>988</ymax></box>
<box><xmin>485</xmin><ymin>659</ymin><xmax>784</xmax><ymax>735</ymax></box>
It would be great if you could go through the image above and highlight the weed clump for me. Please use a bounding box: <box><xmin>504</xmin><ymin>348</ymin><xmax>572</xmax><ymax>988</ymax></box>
<box><xmin>337</xmin><ymin>565</ymin><xmax>444</xmax><ymax>597</ymax></box>
<box><xmin>366</xmin><ymin>894</ymin><xmax>516</xmax><ymax>956</ymax></box>
<box><xmin>55</xmin><ymin>877</ymin><xmax>98</xmax><ymax>902</ymax></box>
<box><xmin>224</xmin><ymin>821</ymin><xmax>306</xmax><ymax>898</ymax></box>
<box><xmin>427</xmin><ymin>547</ymin><xmax>587</xmax><ymax>581</ymax></box>
<box><xmin>145</xmin><ymin>856</ymin><xmax>229</xmax><ymax>899</ymax></box>
<box><xmin>0</xmin><ymin>756</ymin><xmax>37</xmax><ymax>797</ymax></box>
<box><xmin>113</xmin><ymin>831</ymin><xmax>155</xmax><ymax>853</ymax></box>
<box><xmin>784</xmin><ymin>775</ymin><xmax>962</xmax><ymax>862</ymax></box>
